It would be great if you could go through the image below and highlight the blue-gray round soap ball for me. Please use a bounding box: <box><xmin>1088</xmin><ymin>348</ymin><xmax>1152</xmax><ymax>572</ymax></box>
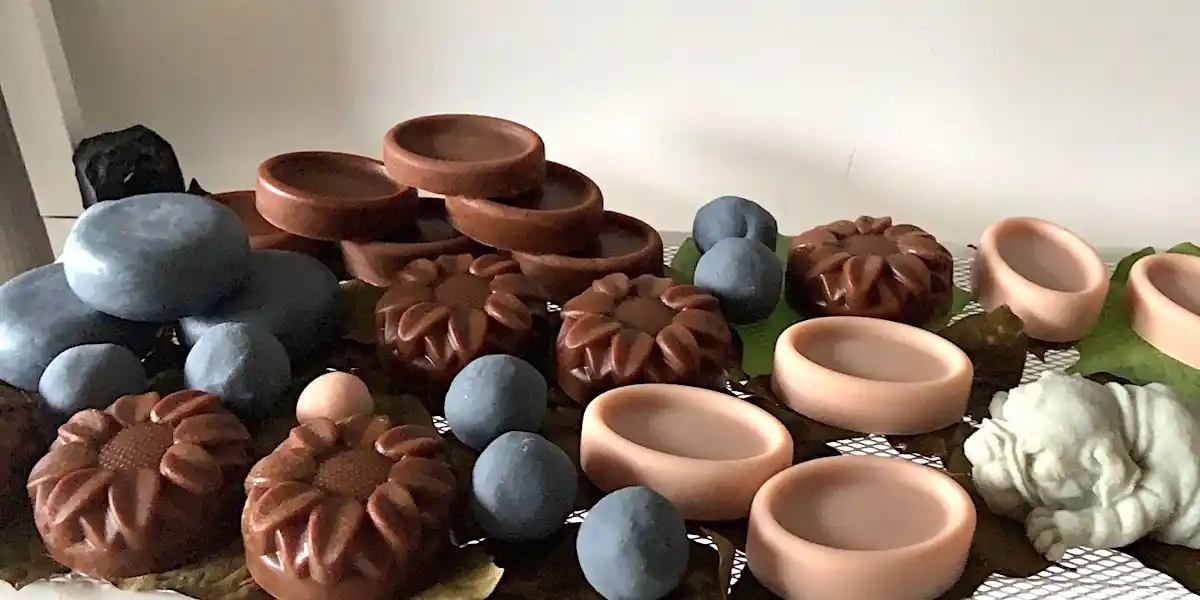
<box><xmin>60</xmin><ymin>192</ymin><xmax>252</xmax><ymax>322</ymax></box>
<box><xmin>472</xmin><ymin>431</ymin><xmax>577</xmax><ymax>542</ymax></box>
<box><xmin>692</xmin><ymin>195</ymin><xmax>778</xmax><ymax>254</ymax></box>
<box><xmin>445</xmin><ymin>354</ymin><xmax>548</xmax><ymax>451</ymax></box>
<box><xmin>38</xmin><ymin>344</ymin><xmax>148</xmax><ymax>421</ymax></box>
<box><xmin>577</xmin><ymin>486</ymin><xmax>689</xmax><ymax>600</ymax></box>
<box><xmin>693</xmin><ymin>237</ymin><xmax>783</xmax><ymax>324</ymax></box>
<box><xmin>183</xmin><ymin>322</ymin><xmax>291</xmax><ymax>426</ymax></box>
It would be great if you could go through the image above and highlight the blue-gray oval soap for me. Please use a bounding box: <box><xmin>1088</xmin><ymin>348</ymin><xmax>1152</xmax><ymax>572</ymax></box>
<box><xmin>184</xmin><ymin>322</ymin><xmax>291</xmax><ymax>426</ymax></box>
<box><xmin>693</xmin><ymin>237</ymin><xmax>783</xmax><ymax>324</ymax></box>
<box><xmin>60</xmin><ymin>192</ymin><xmax>252</xmax><ymax>321</ymax></box>
<box><xmin>692</xmin><ymin>195</ymin><xmax>778</xmax><ymax>254</ymax></box>
<box><xmin>445</xmin><ymin>354</ymin><xmax>548</xmax><ymax>450</ymax></box>
<box><xmin>577</xmin><ymin>486</ymin><xmax>689</xmax><ymax>600</ymax></box>
<box><xmin>38</xmin><ymin>343</ymin><xmax>148</xmax><ymax>421</ymax></box>
<box><xmin>472</xmin><ymin>431</ymin><xmax>577</xmax><ymax>542</ymax></box>
<box><xmin>178</xmin><ymin>250</ymin><xmax>340</xmax><ymax>362</ymax></box>
<box><xmin>0</xmin><ymin>263</ymin><xmax>158</xmax><ymax>391</ymax></box>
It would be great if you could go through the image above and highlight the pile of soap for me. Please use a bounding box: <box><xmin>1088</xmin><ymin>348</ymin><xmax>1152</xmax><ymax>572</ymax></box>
<box><xmin>0</xmin><ymin>192</ymin><xmax>341</xmax><ymax>425</ymax></box>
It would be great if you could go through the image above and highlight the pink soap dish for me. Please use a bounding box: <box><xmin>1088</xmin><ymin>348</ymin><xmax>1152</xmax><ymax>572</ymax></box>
<box><xmin>579</xmin><ymin>383</ymin><xmax>793</xmax><ymax>521</ymax></box>
<box><xmin>972</xmin><ymin>217</ymin><xmax>1108</xmax><ymax>342</ymax></box>
<box><xmin>747</xmin><ymin>455</ymin><xmax>976</xmax><ymax>600</ymax></box>
<box><xmin>772</xmin><ymin>316</ymin><xmax>972</xmax><ymax>435</ymax></box>
<box><xmin>1127</xmin><ymin>251</ymin><xmax>1200</xmax><ymax>370</ymax></box>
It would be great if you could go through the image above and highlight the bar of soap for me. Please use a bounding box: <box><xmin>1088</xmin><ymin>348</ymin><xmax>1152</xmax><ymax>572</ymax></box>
<box><xmin>38</xmin><ymin>344</ymin><xmax>149</xmax><ymax>422</ymax></box>
<box><xmin>179</xmin><ymin>250</ymin><xmax>340</xmax><ymax>362</ymax></box>
<box><xmin>61</xmin><ymin>193</ymin><xmax>252</xmax><ymax>322</ymax></box>
<box><xmin>0</xmin><ymin>264</ymin><xmax>158</xmax><ymax>391</ymax></box>
<box><xmin>72</xmin><ymin>125</ymin><xmax>185</xmax><ymax>209</ymax></box>
<box><xmin>184</xmin><ymin>323</ymin><xmax>292</xmax><ymax>427</ymax></box>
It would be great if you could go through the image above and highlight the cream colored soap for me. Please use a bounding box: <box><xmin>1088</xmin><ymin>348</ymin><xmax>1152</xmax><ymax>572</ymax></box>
<box><xmin>296</xmin><ymin>371</ymin><xmax>375</xmax><ymax>423</ymax></box>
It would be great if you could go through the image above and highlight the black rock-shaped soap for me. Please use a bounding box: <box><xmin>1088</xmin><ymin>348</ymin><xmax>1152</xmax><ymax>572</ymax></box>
<box><xmin>0</xmin><ymin>264</ymin><xmax>158</xmax><ymax>391</ymax></box>
<box><xmin>73</xmin><ymin>125</ymin><xmax>185</xmax><ymax>209</ymax></box>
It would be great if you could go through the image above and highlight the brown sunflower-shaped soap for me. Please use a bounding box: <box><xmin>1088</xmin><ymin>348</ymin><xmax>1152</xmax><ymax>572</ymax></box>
<box><xmin>375</xmin><ymin>253</ymin><xmax>549</xmax><ymax>389</ymax></box>
<box><xmin>557</xmin><ymin>273</ymin><xmax>734</xmax><ymax>404</ymax></box>
<box><xmin>242</xmin><ymin>415</ymin><xmax>456</xmax><ymax>600</ymax></box>
<box><xmin>785</xmin><ymin>216</ymin><xmax>954</xmax><ymax>325</ymax></box>
<box><xmin>26</xmin><ymin>390</ymin><xmax>251</xmax><ymax>578</ymax></box>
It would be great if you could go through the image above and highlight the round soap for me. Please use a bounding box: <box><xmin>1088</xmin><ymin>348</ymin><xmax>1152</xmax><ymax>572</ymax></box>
<box><xmin>60</xmin><ymin>192</ymin><xmax>252</xmax><ymax>321</ymax></box>
<box><xmin>693</xmin><ymin>237</ymin><xmax>783</xmax><ymax>324</ymax></box>
<box><xmin>184</xmin><ymin>322</ymin><xmax>291</xmax><ymax>426</ymax></box>
<box><xmin>178</xmin><ymin>250</ymin><xmax>340</xmax><ymax>362</ymax></box>
<box><xmin>0</xmin><ymin>264</ymin><xmax>158</xmax><ymax>391</ymax></box>
<box><xmin>692</xmin><ymin>195</ymin><xmax>778</xmax><ymax>254</ymax></box>
<box><xmin>578</xmin><ymin>486</ymin><xmax>689</xmax><ymax>600</ymax></box>
<box><xmin>472</xmin><ymin>431</ymin><xmax>577</xmax><ymax>542</ymax></box>
<box><xmin>38</xmin><ymin>344</ymin><xmax>148</xmax><ymax>422</ymax></box>
<box><xmin>445</xmin><ymin>354</ymin><xmax>548</xmax><ymax>450</ymax></box>
<box><xmin>295</xmin><ymin>371</ymin><xmax>374</xmax><ymax>424</ymax></box>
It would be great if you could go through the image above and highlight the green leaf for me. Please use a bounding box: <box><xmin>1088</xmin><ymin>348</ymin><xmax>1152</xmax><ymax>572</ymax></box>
<box><xmin>670</xmin><ymin>235</ymin><xmax>802</xmax><ymax>377</ymax></box>
<box><xmin>925</xmin><ymin>285</ymin><xmax>974</xmax><ymax>332</ymax></box>
<box><xmin>1069</xmin><ymin>243</ymin><xmax>1200</xmax><ymax>397</ymax></box>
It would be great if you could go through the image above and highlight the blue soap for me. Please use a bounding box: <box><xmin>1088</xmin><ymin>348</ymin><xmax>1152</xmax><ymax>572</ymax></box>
<box><xmin>472</xmin><ymin>431</ymin><xmax>577</xmax><ymax>542</ymax></box>
<box><xmin>0</xmin><ymin>264</ymin><xmax>158</xmax><ymax>391</ymax></box>
<box><xmin>693</xmin><ymin>237</ymin><xmax>783</xmax><ymax>324</ymax></box>
<box><xmin>61</xmin><ymin>192</ymin><xmax>251</xmax><ymax>321</ymax></box>
<box><xmin>184</xmin><ymin>322</ymin><xmax>291</xmax><ymax>426</ymax></box>
<box><xmin>38</xmin><ymin>344</ymin><xmax>148</xmax><ymax>421</ymax></box>
<box><xmin>692</xmin><ymin>195</ymin><xmax>778</xmax><ymax>254</ymax></box>
<box><xmin>178</xmin><ymin>250</ymin><xmax>340</xmax><ymax>362</ymax></box>
<box><xmin>445</xmin><ymin>354</ymin><xmax>548</xmax><ymax>450</ymax></box>
<box><xmin>577</xmin><ymin>486</ymin><xmax>690</xmax><ymax>600</ymax></box>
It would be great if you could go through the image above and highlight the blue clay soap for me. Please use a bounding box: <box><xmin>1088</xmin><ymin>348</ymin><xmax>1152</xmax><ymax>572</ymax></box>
<box><xmin>472</xmin><ymin>431</ymin><xmax>577</xmax><ymax>542</ymax></box>
<box><xmin>691</xmin><ymin>195</ymin><xmax>778</xmax><ymax>254</ymax></box>
<box><xmin>38</xmin><ymin>344</ymin><xmax>148</xmax><ymax>421</ymax></box>
<box><xmin>577</xmin><ymin>486</ymin><xmax>689</xmax><ymax>600</ymax></box>
<box><xmin>61</xmin><ymin>192</ymin><xmax>252</xmax><ymax>321</ymax></box>
<box><xmin>0</xmin><ymin>263</ymin><xmax>158</xmax><ymax>391</ymax></box>
<box><xmin>178</xmin><ymin>250</ymin><xmax>340</xmax><ymax>362</ymax></box>
<box><xmin>445</xmin><ymin>354</ymin><xmax>548</xmax><ymax>450</ymax></box>
<box><xmin>693</xmin><ymin>237</ymin><xmax>783</xmax><ymax>324</ymax></box>
<box><xmin>184</xmin><ymin>322</ymin><xmax>291</xmax><ymax>426</ymax></box>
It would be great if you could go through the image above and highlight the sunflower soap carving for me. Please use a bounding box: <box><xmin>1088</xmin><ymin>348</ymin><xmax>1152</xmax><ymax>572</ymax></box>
<box><xmin>375</xmin><ymin>253</ymin><xmax>550</xmax><ymax>390</ymax></box>
<box><xmin>784</xmin><ymin>215</ymin><xmax>954</xmax><ymax>325</ymax></box>
<box><xmin>241</xmin><ymin>415</ymin><xmax>456</xmax><ymax>600</ymax></box>
<box><xmin>557</xmin><ymin>273</ymin><xmax>734</xmax><ymax>403</ymax></box>
<box><xmin>26</xmin><ymin>390</ymin><xmax>252</xmax><ymax>578</ymax></box>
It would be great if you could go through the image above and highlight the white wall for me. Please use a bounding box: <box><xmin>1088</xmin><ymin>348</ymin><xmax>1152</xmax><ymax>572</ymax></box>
<box><xmin>49</xmin><ymin>0</ymin><xmax>1200</xmax><ymax>251</ymax></box>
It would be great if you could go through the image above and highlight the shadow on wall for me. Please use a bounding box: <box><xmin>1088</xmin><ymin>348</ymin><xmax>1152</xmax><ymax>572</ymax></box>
<box><xmin>51</xmin><ymin>0</ymin><xmax>356</xmax><ymax>191</ymax></box>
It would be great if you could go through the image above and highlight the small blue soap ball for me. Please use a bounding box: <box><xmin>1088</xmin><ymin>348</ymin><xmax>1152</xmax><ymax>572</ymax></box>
<box><xmin>38</xmin><ymin>344</ymin><xmax>148</xmax><ymax>421</ymax></box>
<box><xmin>445</xmin><ymin>354</ymin><xmax>548</xmax><ymax>451</ymax></box>
<box><xmin>577</xmin><ymin>486</ymin><xmax>690</xmax><ymax>600</ymax></box>
<box><xmin>183</xmin><ymin>322</ymin><xmax>291</xmax><ymax>426</ymax></box>
<box><xmin>472</xmin><ymin>431</ymin><xmax>577</xmax><ymax>542</ymax></box>
<box><xmin>693</xmin><ymin>237</ymin><xmax>783</xmax><ymax>324</ymax></box>
<box><xmin>692</xmin><ymin>195</ymin><xmax>778</xmax><ymax>254</ymax></box>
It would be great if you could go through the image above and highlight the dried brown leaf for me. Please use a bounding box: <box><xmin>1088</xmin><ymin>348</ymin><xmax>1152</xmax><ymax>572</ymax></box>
<box><xmin>739</xmin><ymin>377</ymin><xmax>862</xmax><ymax>446</ymax></box>
<box><xmin>340</xmin><ymin>279</ymin><xmax>385</xmax><ymax>344</ymax></box>
<box><xmin>443</xmin><ymin>434</ymin><xmax>487</xmax><ymax>546</ymax></box>
<box><xmin>486</xmin><ymin>523</ymin><xmax>725</xmax><ymax>599</ymax></box>
<box><xmin>950</xmin><ymin>474</ymin><xmax>1054</xmax><ymax>580</ymax></box>
<box><xmin>375</xmin><ymin>392</ymin><xmax>436</xmax><ymax>429</ymax></box>
<box><xmin>727</xmin><ymin>570</ymin><xmax>779</xmax><ymax>599</ymax></box>
<box><xmin>114</xmin><ymin>541</ymin><xmax>267</xmax><ymax>600</ymax></box>
<box><xmin>939</xmin><ymin>307</ymin><xmax>1028</xmax><ymax>420</ymax></box>
<box><xmin>1027</xmin><ymin>338</ymin><xmax>1077</xmax><ymax>361</ymax></box>
<box><xmin>0</xmin><ymin>513</ymin><xmax>68</xmax><ymax>589</ymax></box>
<box><xmin>1120</xmin><ymin>539</ymin><xmax>1200</xmax><ymax>594</ymax></box>
<box><xmin>696</xmin><ymin>527</ymin><xmax>734</xmax><ymax>599</ymax></box>
<box><xmin>540</xmin><ymin>399</ymin><xmax>603</xmax><ymax>511</ymax></box>
<box><xmin>886</xmin><ymin>421</ymin><xmax>976</xmax><ymax>474</ymax></box>
<box><xmin>412</xmin><ymin>545</ymin><xmax>504</xmax><ymax>600</ymax></box>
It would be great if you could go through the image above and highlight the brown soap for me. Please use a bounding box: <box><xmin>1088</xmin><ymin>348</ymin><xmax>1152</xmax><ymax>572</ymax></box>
<box><xmin>211</xmin><ymin>190</ymin><xmax>329</xmax><ymax>256</ymax></box>
<box><xmin>445</xmin><ymin>161</ymin><xmax>605</xmax><ymax>254</ymax></box>
<box><xmin>242</xmin><ymin>416</ymin><xmax>456</xmax><ymax>600</ymax></box>
<box><xmin>340</xmin><ymin>198</ymin><xmax>487</xmax><ymax>288</ymax></box>
<box><xmin>512</xmin><ymin>211</ymin><xmax>665</xmax><ymax>304</ymax></box>
<box><xmin>256</xmin><ymin>151</ymin><xmax>420</xmax><ymax>242</ymax></box>
<box><xmin>557</xmin><ymin>273</ymin><xmax>734</xmax><ymax>404</ymax></box>
<box><xmin>27</xmin><ymin>390</ymin><xmax>251</xmax><ymax>578</ymax></box>
<box><xmin>785</xmin><ymin>216</ymin><xmax>954</xmax><ymax>326</ymax></box>
<box><xmin>383</xmin><ymin>114</ymin><xmax>546</xmax><ymax>197</ymax></box>
<box><xmin>375</xmin><ymin>254</ymin><xmax>550</xmax><ymax>391</ymax></box>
